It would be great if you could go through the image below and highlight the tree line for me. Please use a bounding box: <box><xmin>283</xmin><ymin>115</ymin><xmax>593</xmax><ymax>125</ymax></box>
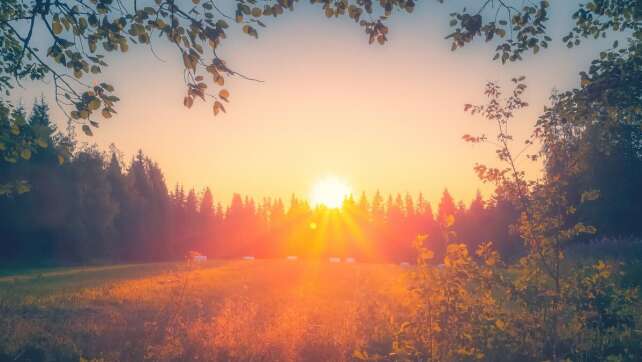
<box><xmin>0</xmin><ymin>99</ymin><xmax>520</xmax><ymax>265</ymax></box>
<box><xmin>1</xmin><ymin>98</ymin><xmax>640</xmax><ymax>266</ymax></box>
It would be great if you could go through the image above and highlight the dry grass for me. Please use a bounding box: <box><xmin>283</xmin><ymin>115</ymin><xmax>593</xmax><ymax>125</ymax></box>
<box><xmin>0</xmin><ymin>260</ymin><xmax>412</xmax><ymax>361</ymax></box>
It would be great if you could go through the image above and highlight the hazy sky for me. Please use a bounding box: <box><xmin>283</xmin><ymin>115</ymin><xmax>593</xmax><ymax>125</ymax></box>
<box><xmin>17</xmin><ymin>1</ymin><xmax>611</xmax><ymax>205</ymax></box>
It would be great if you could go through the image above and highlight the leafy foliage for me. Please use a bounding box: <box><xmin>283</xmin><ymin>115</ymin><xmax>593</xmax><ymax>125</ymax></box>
<box><xmin>0</xmin><ymin>100</ymin><xmax>56</xmax><ymax>196</ymax></box>
<box><xmin>1</xmin><ymin>0</ymin><xmax>639</xmax><ymax>125</ymax></box>
<box><xmin>358</xmin><ymin>79</ymin><xmax>642</xmax><ymax>361</ymax></box>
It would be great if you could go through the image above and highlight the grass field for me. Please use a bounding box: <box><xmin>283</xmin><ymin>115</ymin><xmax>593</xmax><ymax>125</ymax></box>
<box><xmin>0</xmin><ymin>259</ymin><xmax>411</xmax><ymax>361</ymax></box>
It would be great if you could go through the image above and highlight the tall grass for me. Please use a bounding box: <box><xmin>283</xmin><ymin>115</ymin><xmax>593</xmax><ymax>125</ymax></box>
<box><xmin>0</xmin><ymin>260</ymin><xmax>410</xmax><ymax>361</ymax></box>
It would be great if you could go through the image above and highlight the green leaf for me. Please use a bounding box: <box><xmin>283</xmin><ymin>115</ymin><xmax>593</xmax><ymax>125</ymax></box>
<box><xmin>581</xmin><ymin>190</ymin><xmax>600</xmax><ymax>203</ymax></box>
<box><xmin>16</xmin><ymin>181</ymin><xmax>30</xmax><ymax>194</ymax></box>
<box><xmin>88</xmin><ymin>98</ymin><xmax>101</xmax><ymax>110</ymax></box>
<box><xmin>100</xmin><ymin>83</ymin><xmax>114</xmax><ymax>92</ymax></box>
<box><xmin>20</xmin><ymin>149</ymin><xmax>31</xmax><ymax>160</ymax></box>
<box><xmin>36</xmin><ymin>138</ymin><xmax>48</xmax><ymax>148</ymax></box>
<box><xmin>82</xmin><ymin>124</ymin><xmax>93</xmax><ymax>136</ymax></box>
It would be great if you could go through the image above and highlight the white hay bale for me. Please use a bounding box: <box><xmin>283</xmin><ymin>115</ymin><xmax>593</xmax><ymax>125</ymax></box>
<box><xmin>286</xmin><ymin>256</ymin><xmax>298</xmax><ymax>261</ymax></box>
<box><xmin>399</xmin><ymin>262</ymin><xmax>411</xmax><ymax>267</ymax></box>
<box><xmin>192</xmin><ymin>255</ymin><xmax>207</xmax><ymax>262</ymax></box>
<box><xmin>345</xmin><ymin>257</ymin><xmax>356</xmax><ymax>263</ymax></box>
<box><xmin>328</xmin><ymin>257</ymin><xmax>341</xmax><ymax>263</ymax></box>
<box><xmin>242</xmin><ymin>256</ymin><xmax>255</xmax><ymax>261</ymax></box>
<box><xmin>437</xmin><ymin>263</ymin><xmax>445</xmax><ymax>269</ymax></box>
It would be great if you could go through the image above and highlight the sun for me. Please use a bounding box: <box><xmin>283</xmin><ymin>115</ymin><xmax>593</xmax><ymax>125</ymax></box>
<box><xmin>310</xmin><ymin>177</ymin><xmax>352</xmax><ymax>209</ymax></box>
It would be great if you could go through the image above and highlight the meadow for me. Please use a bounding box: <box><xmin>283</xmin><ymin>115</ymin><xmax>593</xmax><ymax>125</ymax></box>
<box><xmin>0</xmin><ymin>259</ymin><xmax>412</xmax><ymax>361</ymax></box>
<box><xmin>2</xmin><ymin>2</ymin><xmax>641</xmax><ymax>360</ymax></box>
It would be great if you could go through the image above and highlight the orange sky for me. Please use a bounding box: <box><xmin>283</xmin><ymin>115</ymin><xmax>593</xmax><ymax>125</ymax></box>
<box><xmin>17</xmin><ymin>1</ymin><xmax>611</xmax><ymax>205</ymax></box>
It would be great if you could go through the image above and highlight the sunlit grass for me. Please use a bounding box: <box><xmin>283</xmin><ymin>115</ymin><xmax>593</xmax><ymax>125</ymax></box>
<box><xmin>0</xmin><ymin>259</ymin><xmax>412</xmax><ymax>361</ymax></box>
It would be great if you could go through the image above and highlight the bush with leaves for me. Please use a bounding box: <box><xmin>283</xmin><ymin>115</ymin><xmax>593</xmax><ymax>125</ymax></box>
<box><xmin>385</xmin><ymin>238</ymin><xmax>509</xmax><ymax>361</ymax></box>
<box><xmin>358</xmin><ymin>79</ymin><xmax>641</xmax><ymax>361</ymax></box>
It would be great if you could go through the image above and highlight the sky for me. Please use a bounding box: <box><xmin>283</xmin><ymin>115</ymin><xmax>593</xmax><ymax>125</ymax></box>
<box><xmin>16</xmin><ymin>1</ymin><xmax>612</xmax><ymax>206</ymax></box>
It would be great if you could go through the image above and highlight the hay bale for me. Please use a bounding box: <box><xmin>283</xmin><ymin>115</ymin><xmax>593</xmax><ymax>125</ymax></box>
<box><xmin>193</xmin><ymin>255</ymin><xmax>207</xmax><ymax>262</ymax></box>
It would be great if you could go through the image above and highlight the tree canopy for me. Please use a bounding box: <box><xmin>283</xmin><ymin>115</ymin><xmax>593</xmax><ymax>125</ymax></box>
<box><xmin>1</xmin><ymin>1</ymin><xmax>640</xmax><ymax>193</ymax></box>
<box><xmin>1</xmin><ymin>1</ymin><xmax>639</xmax><ymax>124</ymax></box>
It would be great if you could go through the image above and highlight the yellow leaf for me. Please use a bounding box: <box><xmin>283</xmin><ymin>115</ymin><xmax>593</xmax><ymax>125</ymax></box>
<box><xmin>52</xmin><ymin>21</ymin><xmax>63</xmax><ymax>35</ymax></box>
<box><xmin>16</xmin><ymin>181</ymin><xmax>30</xmax><ymax>194</ymax></box>
<box><xmin>219</xmin><ymin>89</ymin><xmax>230</xmax><ymax>102</ymax></box>
<box><xmin>20</xmin><ymin>149</ymin><xmax>31</xmax><ymax>160</ymax></box>
<box><xmin>184</xmin><ymin>96</ymin><xmax>193</xmax><ymax>109</ymax></box>
<box><xmin>352</xmin><ymin>350</ymin><xmax>367</xmax><ymax>360</ymax></box>
<box><xmin>182</xmin><ymin>52</ymin><xmax>194</xmax><ymax>71</ymax></box>
<box><xmin>36</xmin><ymin>138</ymin><xmax>48</xmax><ymax>148</ymax></box>
<box><xmin>88</xmin><ymin>99</ymin><xmax>101</xmax><ymax>110</ymax></box>
<box><xmin>213</xmin><ymin>101</ymin><xmax>226</xmax><ymax>116</ymax></box>
<box><xmin>446</xmin><ymin>214</ymin><xmax>455</xmax><ymax>228</ymax></box>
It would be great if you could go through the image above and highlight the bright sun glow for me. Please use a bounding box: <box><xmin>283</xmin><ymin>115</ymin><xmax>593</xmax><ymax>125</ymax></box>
<box><xmin>310</xmin><ymin>177</ymin><xmax>352</xmax><ymax>209</ymax></box>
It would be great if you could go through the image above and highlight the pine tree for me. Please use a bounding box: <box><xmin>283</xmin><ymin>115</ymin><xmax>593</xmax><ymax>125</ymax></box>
<box><xmin>405</xmin><ymin>193</ymin><xmax>415</xmax><ymax>219</ymax></box>
<box><xmin>200</xmin><ymin>188</ymin><xmax>214</xmax><ymax>217</ymax></box>
<box><xmin>437</xmin><ymin>188</ymin><xmax>457</xmax><ymax>227</ymax></box>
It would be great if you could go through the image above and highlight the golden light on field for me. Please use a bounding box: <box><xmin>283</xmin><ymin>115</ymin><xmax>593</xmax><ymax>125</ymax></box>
<box><xmin>310</xmin><ymin>177</ymin><xmax>352</xmax><ymax>209</ymax></box>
